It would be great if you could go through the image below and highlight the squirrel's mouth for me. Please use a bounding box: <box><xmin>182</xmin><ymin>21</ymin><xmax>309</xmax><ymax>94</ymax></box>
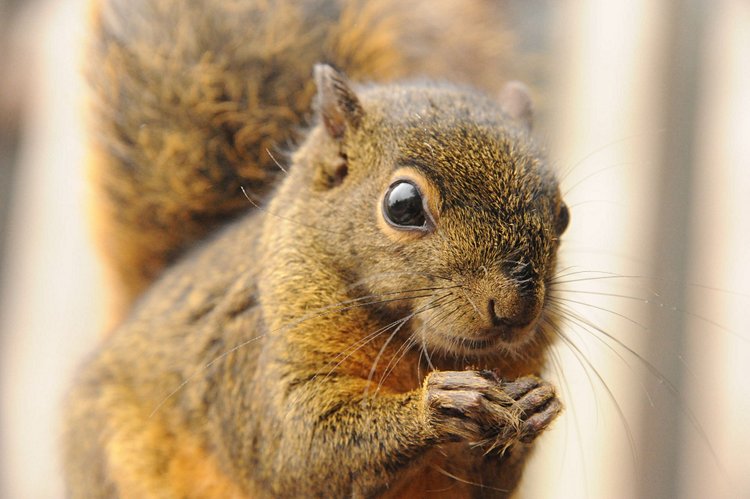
<box><xmin>478</xmin><ymin>326</ymin><xmax>517</xmax><ymax>343</ymax></box>
<box><xmin>474</xmin><ymin>324</ymin><xmax>535</xmax><ymax>348</ymax></box>
<box><xmin>411</xmin><ymin>306</ymin><xmax>544</xmax><ymax>356</ymax></box>
<box><xmin>485</xmin><ymin>308</ymin><xmax>545</xmax><ymax>344</ymax></box>
<box><xmin>427</xmin><ymin>322</ymin><xmax>539</xmax><ymax>356</ymax></box>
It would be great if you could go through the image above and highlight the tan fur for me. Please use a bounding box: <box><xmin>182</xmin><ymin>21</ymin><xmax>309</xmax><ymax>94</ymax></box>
<box><xmin>84</xmin><ymin>0</ymin><xmax>518</xmax><ymax>324</ymax></box>
<box><xmin>65</xmin><ymin>1</ymin><xmax>566</xmax><ymax>497</ymax></box>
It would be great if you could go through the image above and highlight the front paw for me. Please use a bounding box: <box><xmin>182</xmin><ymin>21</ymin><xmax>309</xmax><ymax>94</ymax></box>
<box><xmin>423</xmin><ymin>371</ymin><xmax>562</xmax><ymax>449</ymax></box>
<box><xmin>502</xmin><ymin>375</ymin><xmax>563</xmax><ymax>443</ymax></box>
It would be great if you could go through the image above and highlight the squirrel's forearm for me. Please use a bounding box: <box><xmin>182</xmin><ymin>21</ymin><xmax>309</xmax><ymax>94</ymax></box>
<box><xmin>282</xmin><ymin>384</ymin><xmax>434</xmax><ymax>497</ymax></box>
<box><xmin>221</xmin><ymin>376</ymin><xmax>436</xmax><ymax>497</ymax></box>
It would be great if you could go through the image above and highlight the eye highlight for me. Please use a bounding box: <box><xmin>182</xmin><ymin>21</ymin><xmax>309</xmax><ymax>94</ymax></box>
<box><xmin>382</xmin><ymin>180</ymin><xmax>427</xmax><ymax>229</ymax></box>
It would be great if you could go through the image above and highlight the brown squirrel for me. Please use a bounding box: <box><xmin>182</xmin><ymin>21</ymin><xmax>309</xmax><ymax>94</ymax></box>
<box><xmin>64</xmin><ymin>0</ymin><xmax>568</xmax><ymax>497</ymax></box>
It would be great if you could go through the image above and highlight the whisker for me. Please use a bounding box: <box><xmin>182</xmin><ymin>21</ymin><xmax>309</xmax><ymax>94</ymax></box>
<box><xmin>266</xmin><ymin>148</ymin><xmax>289</xmax><ymax>174</ymax></box>
<box><xmin>547</xmin><ymin>300</ymin><xmax>723</xmax><ymax>471</ymax></box>
<box><xmin>551</xmin><ymin>271</ymin><xmax>750</xmax><ymax>300</ymax></box>
<box><xmin>460</xmin><ymin>288</ymin><xmax>481</xmax><ymax>319</ymax></box>
<box><xmin>428</xmin><ymin>464</ymin><xmax>509</xmax><ymax>493</ymax></box>
<box><xmin>150</xmin><ymin>288</ymin><xmax>448</xmax><ymax>416</ymax></box>
<box><xmin>554</xmin><ymin>289</ymin><xmax>657</xmax><ymax>301</ymax></box>
<box><xmin>421</xmin><ymin>340</ymin><xmax>435</xmax><ymax>371</ymax></box>
<box><xmin>148</xmin><ymin>333</ymin><xmax>266</xmax><ymax>418</ymax></box>
<box><xmin>547</xmin><ymin>321</ymin><xmax>640</xmax><ymax>470</ymax></box>
<box><xmin>376</xmin><ymin>296</ymin><xmax>462</xmax><ymax>393</ymax></box>
<box><xmin>539</xmin><ymin>323</ymin><xmax>589</xmax><ymax>487</ymax></box>
<box><xmin>345</xmin><ymin>270</ymin><xmax>457</xmax><ymax>288</ymax></box>
<box><xmin>556</xmin><ymin>129</ymin><xmax>665</xmax><ymax>184</ymax></box>
<box><xmin>428</xmin><ymin>303</ymin><xmax>468</xmax><ymax>360</ymax></box>
<box><xmin>549</xmin><ymin>271</ymin><xmax>633</xmax><ymax>286</ymax></box>
<box><xmin>548</xmin><ymin>303</ymin><xmax>656</xmax><ymax>409</ymax></box>
<box><xmin>317</xmin><ymin>293</ymin><xmax>454</xmax><ymax>385</ymax></box>
<box><xmin>364</xmin><ymin>295</ymin><xmax>453</xmax><ymax>399</ymax></box>
<box><xmin>552</xmin><ymin>287</ymin><xmax>748</xmax><ymax>343</ymax></box>
<box><xmin>375</xmin><ymin>335</ymin><xmax>419</xmax><ymax>394</ymax></box>
<box><xmin>241</xmin><ymin>186</ymin><xmax>341</xmax><ymax>235</ymax></box>
<box><xmin>563</xmin><ymin>161</ymin><xmax>647</xmax><ymax>198</ymax></box>
<box><xmin>316</xmin><ymin>315</ymin><xmax>411</xmax><ymax>385</ymax></box>
<box><xmin>548</xmin><ymin>295</ymin><xmax>649</xmax><ymax>330</ymax></box>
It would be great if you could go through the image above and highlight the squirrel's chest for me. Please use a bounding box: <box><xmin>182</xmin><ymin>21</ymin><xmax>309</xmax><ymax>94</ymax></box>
<box><xmin>383</xmin><ymin>443</ymin><xmax>522</xmax><ymax>499</ymax></box>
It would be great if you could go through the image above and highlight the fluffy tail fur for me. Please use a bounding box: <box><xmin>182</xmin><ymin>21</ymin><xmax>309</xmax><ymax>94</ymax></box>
<box><xmin>85</xmin><ymin>0</ymin><xmax>519</xmax><ymax>321</ymax></box>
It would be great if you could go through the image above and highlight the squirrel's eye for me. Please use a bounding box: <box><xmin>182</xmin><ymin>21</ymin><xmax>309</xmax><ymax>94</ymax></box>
<box><xmin>383</xmin><ymin>180</ymin><xmax>427</xmax><ymax>229</ymax></box>
<box><xmin>555</xmin><ymin>203</ymin><xmax>569</xmax><ymax>235</ymax></box>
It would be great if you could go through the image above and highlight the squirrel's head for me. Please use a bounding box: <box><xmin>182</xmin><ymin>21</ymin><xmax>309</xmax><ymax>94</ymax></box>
<box><xmin>282</xmin><ymin>64</ymin><xmax>569</xmax><ymax>359</ymax></box>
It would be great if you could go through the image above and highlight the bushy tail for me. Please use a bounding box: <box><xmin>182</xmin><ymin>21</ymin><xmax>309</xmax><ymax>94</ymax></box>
<box><xmin>86</xmin><ymin>0</ymin><xmax>520</xmax><ymax>321</ymax></box>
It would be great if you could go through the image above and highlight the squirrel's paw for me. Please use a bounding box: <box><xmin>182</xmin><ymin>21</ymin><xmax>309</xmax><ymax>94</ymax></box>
<box><xmin>502</xmin><ymin>375</ymin><xmax>563</xmax><ymax>443</ymax></box>
<box><xmin>424</xmin><ymin>371</ymin><xmax>562</xmax><ymax>450</ymax></box>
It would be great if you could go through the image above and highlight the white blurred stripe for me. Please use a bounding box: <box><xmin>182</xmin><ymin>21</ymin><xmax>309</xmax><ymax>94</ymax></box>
<box><xmin>683</xmin><ymin>1</ymin><xmax>750</xmax><ymax>498</ymax></box>
<box><xmin>0</xmin><ymin>1</ymin><xmax>102</xmax><ymax>498</ymax></box>
<box><xmin>522</xmin><ymin>2</ymin><xmax>665</xmax><ymax>497</ymax></box>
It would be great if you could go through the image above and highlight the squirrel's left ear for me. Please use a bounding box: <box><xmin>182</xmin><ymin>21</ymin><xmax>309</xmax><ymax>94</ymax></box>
<box><xmin>314</xmin><ymin>64</ymin><xmax>364</xmax><ymax>139</ymax></box>
<box><xmin>499</xmin><ymin>81</ymin><xmax>534</xmax><ymax>132</ymax></box>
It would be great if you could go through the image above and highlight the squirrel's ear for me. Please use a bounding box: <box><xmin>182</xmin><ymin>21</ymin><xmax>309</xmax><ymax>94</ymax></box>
<box><xmin>499</xmin><ymin>81</ymin><xmax>534</xmax><ymax>132</ymax></box>
<box><xmin>314</xmin><ymin>64</ymin><xmax>364</xmax><ymax>139</ymax></box>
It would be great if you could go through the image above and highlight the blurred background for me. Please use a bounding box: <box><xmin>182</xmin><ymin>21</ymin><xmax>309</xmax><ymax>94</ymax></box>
<box><xmin>1</xmin><ymin>0</ymin><xmax>748</xmax><ymax>497</ymax></box>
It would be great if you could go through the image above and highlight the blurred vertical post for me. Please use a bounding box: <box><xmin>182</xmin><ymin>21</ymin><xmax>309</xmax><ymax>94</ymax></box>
<box><xmin>0</xmin><ymin>1</ymin><xmax>100</xmax><ymax>498</ymax></box>
<box><xmin>523</xmin><ymin>1</ymin><xmax>667</xmax><ymax>496</ymax></box>
<box><xmin>533</xmin><ymin>1</ymin><xmax>749</xmax><ymax>499</ymax></box>
<box><xmin>683</xmin><ymin>1</ymin><xmax>750</xmax><ymax>498</ymax></box>
<box><xmin>636</xmin><ymin>0</ymin><xmax>708</xmax><ymax>498</ymax></box>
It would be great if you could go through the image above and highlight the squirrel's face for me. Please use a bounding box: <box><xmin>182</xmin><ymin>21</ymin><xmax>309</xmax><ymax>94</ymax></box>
<box><xmin>290</xmin><ymin>65</ymin><xmax>569</xmax><ymax>359</ymax></box>
<box><xmin>362</xmin><ymin>121</ymin><xmax>568</xmax><ymax>358</ymax></box>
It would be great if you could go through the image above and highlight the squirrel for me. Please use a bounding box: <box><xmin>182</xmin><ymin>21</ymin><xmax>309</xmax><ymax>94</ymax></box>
<box><xmin>64</xmin><ymin>0</ymin><xmax>569</xmax><ymax>497</ymax></box>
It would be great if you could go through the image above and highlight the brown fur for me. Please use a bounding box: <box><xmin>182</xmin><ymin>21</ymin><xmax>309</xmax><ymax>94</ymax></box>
<box><xmin>65</xmin><ymin>1</ymin><xmax>567</xmax><ymax>497</ymax></box>
<box><xmin>85</xmin><ymin>0</ymin><xmax>518</xmax><ymax>323</ymax></box>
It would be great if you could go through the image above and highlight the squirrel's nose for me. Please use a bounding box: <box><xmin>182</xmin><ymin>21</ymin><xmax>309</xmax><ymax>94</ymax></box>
<box><xmin>486</xmin><ymin>293</ymin><xmax>540</xmax><ymax>329</ymax></box>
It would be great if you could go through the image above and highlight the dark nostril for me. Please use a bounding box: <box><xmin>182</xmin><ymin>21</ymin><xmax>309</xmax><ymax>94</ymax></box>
<box><xmin>487</xmin><ymin>299</ymin><xmax>512</xmax><ymax>327</ymax></box>
<box><xmin>487</xmin><ymin>299</ymin><xmax>497</xmax><ymax>322</ymax></box>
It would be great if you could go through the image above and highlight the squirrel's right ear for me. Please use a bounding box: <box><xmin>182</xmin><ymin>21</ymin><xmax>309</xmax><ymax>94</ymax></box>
<box><xmin>314</xmin><ymin>64</ymin><xmax>364</xmax><ymax>139</ymax></box>
<box><xmin>499</xmin><ymin>81</ymin><xmax>534</xmax><ymax>132</ymax></box>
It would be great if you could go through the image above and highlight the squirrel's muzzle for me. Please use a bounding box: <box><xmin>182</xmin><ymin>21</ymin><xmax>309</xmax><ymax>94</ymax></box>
<box><xmin>478</xmin><ymin>276</ymin><xmax>544</xmax><ymax>338</ymax></box>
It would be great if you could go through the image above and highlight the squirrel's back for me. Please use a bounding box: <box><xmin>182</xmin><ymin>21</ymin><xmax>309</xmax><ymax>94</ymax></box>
<box><xmin>87</xmin><ymin>0</ymin><xmax>519</xmax><ymax>320</ymax></box>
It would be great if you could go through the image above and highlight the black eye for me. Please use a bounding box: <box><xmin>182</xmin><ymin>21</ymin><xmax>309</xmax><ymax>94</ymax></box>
<box><xmin>555</xmin><ymin>203</ymin><xmax>569</xmax><ymax>235</ymax></box>
<box><xmin>383</xmin><ymin>180</ymin><xmax>427</xmax><ymax>229</ymax></box>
